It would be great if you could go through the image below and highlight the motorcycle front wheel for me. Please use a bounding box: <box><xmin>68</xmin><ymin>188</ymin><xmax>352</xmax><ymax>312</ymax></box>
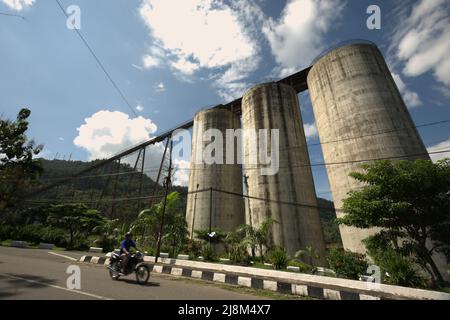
<box><xmin>135</xmin><ymin>264</ymin><xmax>150</xmax><ymax>284</ymax></box>
<box><xmin>109</xmin><ymin>261</ymin><xmax>121</xmax><ymax>280</ymax></box>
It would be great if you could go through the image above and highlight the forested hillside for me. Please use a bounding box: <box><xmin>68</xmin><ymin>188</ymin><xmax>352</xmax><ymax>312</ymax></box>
<box><xmin>29</xmin><ymin>159</ymin><xmax>340</xmax><ymax>245</ymax></box>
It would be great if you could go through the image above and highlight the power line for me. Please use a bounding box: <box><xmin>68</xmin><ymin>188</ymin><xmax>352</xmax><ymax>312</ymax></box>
<box><xmin>23</xmin><ymin>187</ymin><xmax>342</xmax><ymax>213</ymax></box>
<box><xmin>3</xmin><ymin>148</ymin><xmax>450</xmax><ymax>183</ymax></box>
<box><xmin>0</xmin><ymin>12</ymin><xmax>25</xmax><ymax>20</ymax></box>
<box><xmin>16</xmin><ymin>116</ymin><xmax>448</xmax><ymax>184</ymax></box>
<box><xmin>307</xmin><ymin>119</ymin><xmax>450</xmax><ymax>147</ymax></box>
<box><xmin>54</xmin><ymin>0</ymin><xmax>138</xmax><ymax>117</ymax></box>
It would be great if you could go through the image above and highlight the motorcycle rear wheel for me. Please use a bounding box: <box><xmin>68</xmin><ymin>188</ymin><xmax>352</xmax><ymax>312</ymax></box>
<box><xmin>135</xmin><ymin>264</ymin><xmax>150</xmax><ymax>284</ymax></box>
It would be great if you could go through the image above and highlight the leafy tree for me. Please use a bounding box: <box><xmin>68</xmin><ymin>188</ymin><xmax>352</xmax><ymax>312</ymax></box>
<box><xmin>164</xmin><ymin>211</ymin><xmax>188</xmax><ymax>257</ymax></box>
<box><xmin>131</xmin><ymin>191</ymin><xmax>187</xmax><ymax>254</ymax></box>
<box><xmin>239</xmin><ymin>218</ymin><xmax>277</xmax><ymax>262</ymax></box>
<box><xmin>46</xmin><ymin>203</ymin><xmax>104</xmax><ymax>248</ymax></box>
<box><xmin>0</xmin><ymin>109</ymin><xmax>43</xmax><ymax>214</ymax></box>
<box><xmin>327</xmin><ymin>248</ymin><xmax>369</xmax><ymax>280</ymax></box>
<box><xmin>223</xmin><ymin>229</ymin><xmax>250</xmax><ymax>265</ymax></box>
<box><xmin>92</xmin><ymin>219</ymin><xmax>122</xmax><ymax>252</ymax></box>
<box><xmin>338</xmin><ymin>159</ymin><xmax>450</xmax><ymax>285</ymax></box>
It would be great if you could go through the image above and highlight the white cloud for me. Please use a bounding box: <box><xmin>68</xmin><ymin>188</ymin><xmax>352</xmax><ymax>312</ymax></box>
<box><xmin>390</xmin><ymin>0</ymin><xmax>450</xmax><ymax>86</ymax></box>
<box><xmin>391</xmin><ymin>72</ymin><xmax>422</xmax><ymax>108</ymax></box>
<box><xmin>263</xmin><ymin>0</ymin><xmax>346</xmax><ymax>76</ymax></box>
<box><xmin>136</xmin><ymin>105</ymin><xmax>144</xmax><ymax>112</ymax></box>
<box><xmin>142</xmin><ymin>54</ymin><xmax>160</xmax><ymax>69</ymax></box>
<box><xmin>170</xmin><ymin>58</ymin><xmax>199</xmax><ymax>75</ymax></box>
<box><xmin>73</xmin><ymin>110</ymin><xmax>168</xmax><ymax>181</ymax></box>
<box><xmin>2</xmin><ymin>0</ymin><xmax>34</xmax><ymax>11</ymax></box>
<box><xmin>427</xmin><ymin>138</ymin><xmax>450</xmax><ymax>162</ymax></box>
<box><xmin>74</xmin><ymin>110</ymin><xmax>158</xmax><ymax>160</ymax></box>
<box><xmin>173</xmin><ymin>159</ymin><xmax>190</xmax><ymax>186</ymax></box>
<box><xmin>58</xmin><ymin>137</ymin><xmax>65</xmax><ymax>141</ymax></box>
<box><xmin>303</xmin><ymin>122</ymin><xmax>318</xmax><ymax>141</ymax></box>
<box><xmin>139</xmin><ymin>0</ymin><xmax>262</xmax><ymax>101</ymax></box>
<box><xmin>154</xmin><ymin>82</ymin><xmax>166</xmax><ymax>93</ymax></box>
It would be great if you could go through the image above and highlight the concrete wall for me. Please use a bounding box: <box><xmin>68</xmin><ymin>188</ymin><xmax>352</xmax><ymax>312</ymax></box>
<box><xmin>185</xmin><ymin>107</ymin><xmax>245</xmax><ymax>238</ymax></box>
<box><xmin>82</xmin><ymin>255</ymin><xmax>450</xmax><ymax>300</ymax></box>
<box><xmin>241</xmin><ymin>83</ymin><xmax>327</xmax><ymax>265</ymax></box>
<box><xmin>307</xmin><ymin>42</ymin><xmax>448</xmax><ymax>279</ymax></box>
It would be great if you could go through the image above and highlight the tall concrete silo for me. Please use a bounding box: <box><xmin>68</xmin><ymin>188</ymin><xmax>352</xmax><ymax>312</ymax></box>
<box><xmin>186</xmin><ymin>106</ymin><xmax>245</xmax><ymax>239</ymax></box>
<box><xmin>242</xmin><ymin>83</ymin><xmax>327</xmax><ymax>265</ymax></box>
<box><xmin>307</xmin><ymin>42</ymin><xmax>448</xmax><ymax>279</ymax></box>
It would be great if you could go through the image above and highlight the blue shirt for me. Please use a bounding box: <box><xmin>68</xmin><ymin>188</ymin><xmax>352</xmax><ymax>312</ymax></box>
<box><xmin>119</xmin><ymin>239</ymin><xmax>136</xmax><ymax>254</ymax></box>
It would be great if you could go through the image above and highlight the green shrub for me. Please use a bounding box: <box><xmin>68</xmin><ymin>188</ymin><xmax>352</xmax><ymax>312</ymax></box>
<box><xmin>16</xmin><ymin>224</ymin><xmax>44</xmax><ymax>244</ymax></box>
<box><xmin>0</xmin><ymin>224</ymin><xmax>14</xmax><ymax>241</ymax></box>
<box><xmin>40</xmin><ymin>226</ymin><xmax>68</xmax><ymax>248</ymax></box>
<box><xmin>228</xmin><ymin>244</ymin><xmax>251</xmax><ymax>266</ymax></box>
<box><xmin>185</xmin><ymin>239</ymin><xmax>202</xmax><ymax>260</ymax></box>
<box><xmin>202</xmin><ymin>244</ymin><xmax>218</xmax><ymax>262</ymax></box>
<box><xmin>372</xmin><ymin>249</ymin><xmax>425</xmax><ymax>288</ymax></box>
<box><xmin>288</xmin><ymin>260</ymin><xmax>315</xmax><ymax>273</ymax></box>
<box><xmin>269</xmin><ymin>246</ymin><xmax>288</xmax><ymax>270</ymax></box>
<box><xmin>327</xmin><ymin>248</ymin><xmax>369</xmax><ymax>280</ymax></box>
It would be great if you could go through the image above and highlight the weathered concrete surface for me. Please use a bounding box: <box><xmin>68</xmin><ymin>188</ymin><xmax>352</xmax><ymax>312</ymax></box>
<box><xmin>241</xmin><ymin>83</ymin><xmax>327</xmax><ymax>265</ymax></box>
<box><xmin>186</xmin><ymin>107</ymin><xmax>245</xmax><ymax>238</ymax></box>
<box><xmin>307</xmin><ymin>42</ymin><xmax>448</xmax><ymax>280</ymax></box>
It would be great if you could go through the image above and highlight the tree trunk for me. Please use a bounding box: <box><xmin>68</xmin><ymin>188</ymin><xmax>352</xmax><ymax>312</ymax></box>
<box><xmin>425</xmin><ymin>253</ymin><xmax>444</xmax><ymax>286</ymax></box>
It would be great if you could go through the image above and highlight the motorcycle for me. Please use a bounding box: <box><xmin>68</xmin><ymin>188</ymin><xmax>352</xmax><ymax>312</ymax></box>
<box><xmin>107</xmin><ymin>251</ymin><xmax>150</xmax><ymax>284</ymax></box>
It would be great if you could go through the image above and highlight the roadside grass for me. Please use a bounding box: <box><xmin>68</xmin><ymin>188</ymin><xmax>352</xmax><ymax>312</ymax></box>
<box><xmin>0</xmin><ymin>239</ymin><xmax>12</xmax><ymax>246</ymax></box>
<box><xmin>439</xmin><ymin>286</ymin><xmax>450</xmax><ymax>294</ymax></box>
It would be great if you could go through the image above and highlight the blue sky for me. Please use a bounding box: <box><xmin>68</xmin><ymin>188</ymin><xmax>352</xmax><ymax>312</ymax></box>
<box><xmin>1</xmin><ymin>0</ymin><xmax>449</xmax><ymax>199</ymax></box>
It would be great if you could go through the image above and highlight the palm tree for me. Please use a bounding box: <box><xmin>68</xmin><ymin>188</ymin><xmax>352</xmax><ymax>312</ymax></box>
<box><xmin>164</xmin><ymin>212</ymin><xmax>188</xmax><ymax>257</ymax></box>
<box><xmin>130</xmin><ymin>191</ymin><xmax>187</xmax><ymax>253</ymax></box>
<box><xmin>92</xmin><ymin>219</ymin><xmax>122</xmax><ymax>252</ymax></box>
<box><xmin>294</xmin><ymin>246</ymin><xmax>320</xmax><ymax>266</ymax></box>
<box><xmin>239</xmin><ymin>218</ymin><xmax>276</xmax><ymax>262</ymax></box>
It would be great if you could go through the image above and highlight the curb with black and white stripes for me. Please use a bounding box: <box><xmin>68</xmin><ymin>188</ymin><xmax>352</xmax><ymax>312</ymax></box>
<box><xmin>79</xmin><ymin>255</ymin><xmax>379</xmax><ymax>300</ymax></box>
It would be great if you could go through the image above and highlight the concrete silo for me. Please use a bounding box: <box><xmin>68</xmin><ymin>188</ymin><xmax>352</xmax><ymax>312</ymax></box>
<box><xmin>242</xmin><ymin>83</ymin><xmax>327</xmax><ymax>265</ymax></box>
<box><xmin>186</xmin><ymin>106</ymin><xmax>245</xmax><ymax>239</ymax></box>
<box><xmin>307</xmin><ymin>42</ymin><xmax>448</xmax><ymax>279</ymax></box>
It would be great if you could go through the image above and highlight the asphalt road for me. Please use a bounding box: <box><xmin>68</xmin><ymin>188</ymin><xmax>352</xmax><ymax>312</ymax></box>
<box><xmin>0</xmin><ymin>246</ymin><xmax>267</xmax><ymax>300</ymax></box>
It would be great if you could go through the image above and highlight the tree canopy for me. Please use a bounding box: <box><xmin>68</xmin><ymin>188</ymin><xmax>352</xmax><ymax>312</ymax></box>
<box><xmin>0</xmin><ymin>109</ymin><xmax>43</xmax><ymax>213</ymax></box>
<box><xmin>338</xmin><ymin>159</ymin><xmax>450</xmax><ymax>284</ymax></box>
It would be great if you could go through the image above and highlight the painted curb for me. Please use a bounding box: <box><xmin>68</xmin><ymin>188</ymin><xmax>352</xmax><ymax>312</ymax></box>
<box><xmin>78</xmin><ymin>255</ymin><xmax>450</xmax><ymax>300</ymax></box>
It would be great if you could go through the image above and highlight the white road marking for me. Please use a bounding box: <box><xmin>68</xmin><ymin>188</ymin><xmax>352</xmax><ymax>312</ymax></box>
<box><xmin>47</xmin><ymin>251</ymin><xmax>78</xmax><ymax>261</ymax></box>
<box><xmin>0</xmin><ymin>273</ymin><xmax>113</xmax><ymax>300</ymax></box>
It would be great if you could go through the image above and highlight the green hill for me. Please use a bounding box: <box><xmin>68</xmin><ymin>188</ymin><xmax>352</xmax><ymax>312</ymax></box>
<box><xmin>26</xmin><ymin>159</ymin><xmax>341</xmax><ymax>245</ymax></box>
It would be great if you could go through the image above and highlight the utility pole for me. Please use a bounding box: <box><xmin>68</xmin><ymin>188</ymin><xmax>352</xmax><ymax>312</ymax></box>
<box><xmin>190</xmin><ymin>183</ymin><xmax>199</xmax><ymax>239</ymax></box>
<box><xmin>243</xmin><ymin>174</ymin><xmax>256</xmax><ymax>259</ymax></box>
<box><xmin>209</xmin><ymin>187</ymin><xmax>213</xmax><ymax>246</ymax></box>
<box><xmin>155</xmin><ymin>139</ymin><xmax>173</xmax><ymax>264</ymax></box>
<box><xmin>243</xmin><ymin>174</ymin><xmax>253</xmax><ymax>228</ymax></box>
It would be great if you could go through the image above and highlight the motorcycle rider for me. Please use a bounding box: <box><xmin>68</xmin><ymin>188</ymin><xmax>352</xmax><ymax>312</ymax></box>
<box><xmin>119</xmin><ymin>232</ymin><xmax>137</xmax><ymax>273</ymax></box>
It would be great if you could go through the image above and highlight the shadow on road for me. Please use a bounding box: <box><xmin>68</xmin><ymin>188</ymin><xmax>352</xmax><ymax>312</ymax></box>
<box><xmin>116</xmin><ymin>278</ymin><xmax>160</xmax><ymax>287</ymax></box>
<box><xmin>0</xmin><ymin>273</ymin><xmax>57</xmax><ymax>299</ymax></box>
